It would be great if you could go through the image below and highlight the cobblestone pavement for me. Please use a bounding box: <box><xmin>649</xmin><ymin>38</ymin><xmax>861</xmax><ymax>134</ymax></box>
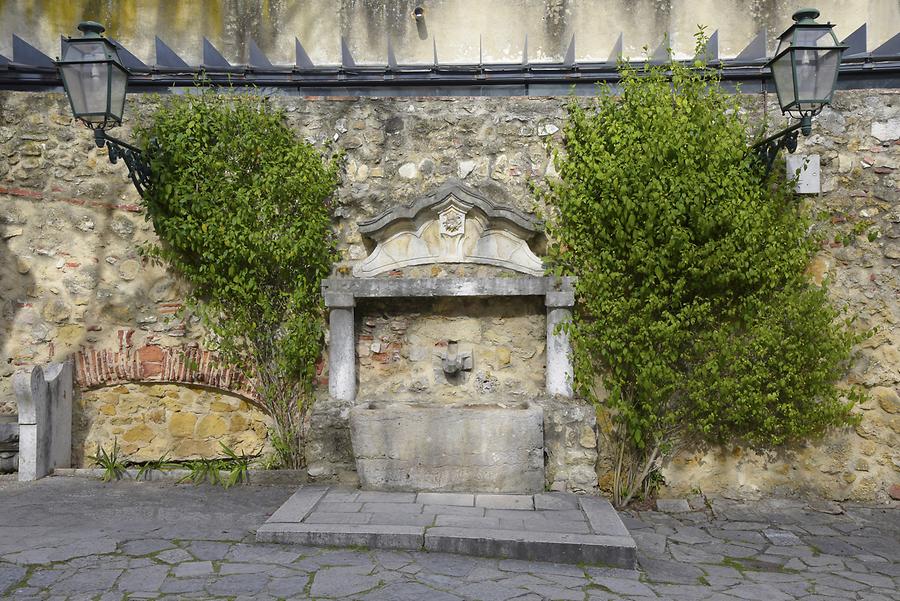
<box><xmin>0</xmin><ymin>477</ymin><xmax>897</xmax><ymax>600</ymax></box>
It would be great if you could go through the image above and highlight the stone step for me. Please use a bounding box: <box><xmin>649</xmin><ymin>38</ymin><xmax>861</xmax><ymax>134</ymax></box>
<box><xmin>256</xmin><ymin>486</ymin><xmax>636</xmax><ymax>568</ymax></box>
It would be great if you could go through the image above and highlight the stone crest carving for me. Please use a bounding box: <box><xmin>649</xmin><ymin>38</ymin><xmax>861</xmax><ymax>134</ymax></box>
<box><xmin>353</xmin><ymin>181</ymin><xmax>545</xmax><ymax>277</ymax></box>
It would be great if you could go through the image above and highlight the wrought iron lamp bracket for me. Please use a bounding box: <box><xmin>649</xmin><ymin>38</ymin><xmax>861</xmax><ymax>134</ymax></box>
<box><xmin>752</xmin><ymin>114</ymin><xmax>812</xmax><ymax>178</ymax></box>
<box><xmin>93</xmin><ymin>128</ymin><xmax>152</xmax><ymax>198</ymax></box>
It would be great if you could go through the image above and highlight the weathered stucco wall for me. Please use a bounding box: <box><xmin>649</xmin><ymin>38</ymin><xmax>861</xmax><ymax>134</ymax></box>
<box><xmin>0</xmin><ymin>88</ymin><xmax>898</xmax><ymax>500</ymax></box>
<box><xmin>1</xmin><ymin>0</ymin><xmax>898</xmax><ymax>65</ymax></box>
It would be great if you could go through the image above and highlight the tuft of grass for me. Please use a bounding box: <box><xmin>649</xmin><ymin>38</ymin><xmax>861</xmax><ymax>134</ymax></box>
<box><xmin>87</xmin><ymin>439</ymin><xmax>128</xmax><ymax>482</ymax></box>
<box><xmin>135</xmin><ymin>453</ymin><xmax>179</xmax><ymax>481</ymax></box>
<box><xmin>219</xmin><ymin>442</ymin><xmax>253</xmax><ymax>489</ymax></box>
<box><xmin>179</xmin><ymin>459</ymin><xmax>226</xmax><ymax>486</ymax></box>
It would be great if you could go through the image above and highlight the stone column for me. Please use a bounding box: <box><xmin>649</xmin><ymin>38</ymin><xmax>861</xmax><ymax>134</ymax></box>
<box><xmin>326</xmin><ymin>293</ymin><xmax>356</xmax><ymax>402</ymax></box>
<box><xmin>545</xmin><ymin>291</ymin><xmax>575</xmax><ymax>398</ymax></box>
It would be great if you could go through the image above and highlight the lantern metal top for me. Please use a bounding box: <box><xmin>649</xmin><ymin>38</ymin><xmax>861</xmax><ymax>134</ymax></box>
<box><xmin>76</xmin><ymin>21</ymin><xmax>106</xmax><ymax>37</ymax></box>
<box><xmin>792</xmin><ymin>9</ymin><xmax>820</xmax><ymax>24</ymax></box>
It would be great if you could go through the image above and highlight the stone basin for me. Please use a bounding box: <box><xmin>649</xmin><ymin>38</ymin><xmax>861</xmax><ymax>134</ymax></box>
<box><xmin>349</xmin><ymin>400</ymin><xmax>544</xmax><ymax>493</ymax></box>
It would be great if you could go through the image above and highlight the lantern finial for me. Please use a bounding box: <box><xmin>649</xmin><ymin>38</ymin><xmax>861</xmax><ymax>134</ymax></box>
<box><xmin>76</xmin><ymin>21</ymin><xmax>105</xmax><ymax>37</ymax></box>
<box><xmin>792</xmin><ymin>9</ymin><xmax>820</xmax><ymax>23</ymax></box>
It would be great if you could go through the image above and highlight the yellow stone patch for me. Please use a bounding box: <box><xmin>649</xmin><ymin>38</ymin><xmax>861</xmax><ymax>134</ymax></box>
<box><xmin>210</xmin><ymin>400</ymin><xmax>235</xmax><ymax>412</ymax></box>
<box><xmin>197</xmin><ymin>414</ymin><xmax>228</xmax><ymax>437</ymax></box>
<box><xmin>229</xmin><ymin>414</ymin><xmax>249</xmax><ymax>433</ymax></box>
<box><xmin>122</xmin><ymin>424</ymin><xmax>154</xmax><ymax>443</ymax></box>
<box><xmin>168</xmin><ymin>412</ymin><xmax>197</xmax><ymax>437</ymax></box>
<box><xmin>99</xmin><ymin>404</ymin><xmax>116</xmax><ymax>416</ymax></box>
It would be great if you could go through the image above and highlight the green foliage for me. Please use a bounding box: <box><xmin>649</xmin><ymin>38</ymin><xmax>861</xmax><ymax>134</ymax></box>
<box><xmin>88</xmin><ymin>439</ymin><xmax>128</xmax><ymax>482</ymax></box>
<box><xmin>134</xmin><ymin>453</ymin><xmax>178</xmax><ymax>481</ymax></box>
<box><xmin>219</xmin><ymin>442</ymin><xmax>252</xmax><ymax>488</ymax></box>
<box><xmin>179</xmin><ymin>458</ymin><xmax>226</xmax><ymax>486</ymax></box>
<box><xmin>176</xmin><ymin>444</ymin><xmax>256</xmax><ymax>488</ymax></box>
<box><xmin>138</xmin><ymin>90</ymin><xmax>340</xmax><ymax>468</ymax></box>
<box><xmin>542</xmin><ymin>33</ymin><xmax>865</xmax><ymax>507</ymax></box>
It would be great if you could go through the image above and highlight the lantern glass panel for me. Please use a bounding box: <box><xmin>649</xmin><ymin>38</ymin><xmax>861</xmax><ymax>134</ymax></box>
<box><xmin>771</xmin><ymin>51</ymin><xmax>795</xmax><ymax>109</ymax></box>
<box><xmin>59</xmin><ymin>61</ymin><xmax>110</xmax><ymax>123</ymax></box>
<box><xmin>109</xmin><ymin>62</ymin><xmax>128</xmax><ymax>121</ymax></box>
<box><xmin>795</xmin><ymin>27</ymin><xmax>834</xmax><ymax>47</ymax></box>
<box><xmin>790</xmin><ymin>47</ymin><xmax>840</xmax><ymax>117</ymax></box>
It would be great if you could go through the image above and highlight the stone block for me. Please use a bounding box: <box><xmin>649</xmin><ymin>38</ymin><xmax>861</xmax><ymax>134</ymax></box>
<box><xmin>434</xmin><ymin>515</ymin><xmax>502</xmax><ymax>529</ymax></box>
<box><xmin>256</xmin><ymin>523</ymin><xmax>424</xmax><ymax>551</ymax></box>
<box><xmin>350</xmin><ymin>401</ymin><xmax>544</xmax><ymax>493</ymax></box>
<box><xmin>168</xmin><ymin>412</ymin><xmax>197</xmax><ymax>437</ymax></box>
<box><xmin>655</xmin><ymin>498</ymin><xmax>691</xmax><ymax>513</ymax></box>
<box><xmin>416</xmin><ymin>492</ymin><xmax>474</xmax><ymax>506</ymax></box>
<box><xmin>534</xmin><ymin>493</ymin><xmax>579</xmax><ymax>510</ymax></box>
<box><xmin>475</xmin><ymin>494</ymin><xmax>535</xmax><ymax>510</ymax></box>
<box><xmin>265</xmin><ymin>487</ymin><xmax>328</xmax><ymax>523</ymax></box>
<box><xmin>423</xmin><ymin>527</ymin><xmax>636</xmax><ymax>568</ymax></box>
<box><xmin>579</xmin><ymin>497</ymin><xmax>631</xmax><ymax>537</ymax></box>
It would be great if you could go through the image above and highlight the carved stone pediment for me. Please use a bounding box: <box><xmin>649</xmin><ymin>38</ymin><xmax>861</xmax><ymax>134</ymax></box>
<box><xmin>353</xmin><ymin>181</ymin><xmax>544</xmax><ymax>277</ymax></box>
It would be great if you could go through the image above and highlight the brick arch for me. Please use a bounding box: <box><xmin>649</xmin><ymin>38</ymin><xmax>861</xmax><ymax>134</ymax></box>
<box><xmin>74</xmin><ymin>329</ymin><xmax>258</xmax><ymax>404</ymax></box>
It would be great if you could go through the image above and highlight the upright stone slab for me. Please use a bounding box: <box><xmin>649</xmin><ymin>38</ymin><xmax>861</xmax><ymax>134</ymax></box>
<box><xmin>14</xmin><ymin>359</ymin><xmax>74</xmax><ymax>481</ymax></box>
<box><xmin>15</xmin><ymin>367</ymin><xmax>50</xmax><ymax>481</ymax></box>
<box><xmin>44</xmin><ymin>359</ymin><xmax>73</xmax><ymax>470</ymax></box>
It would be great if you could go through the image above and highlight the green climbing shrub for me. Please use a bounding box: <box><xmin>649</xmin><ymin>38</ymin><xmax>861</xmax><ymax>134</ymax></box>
<box><xmin>138</xmin><ymin>90</ymin><xmax>340</xmax><ymax>469</ymax></box>
<box><xmin>542</xmin><ymin>33</ymin><xmax>866</xmax><ymax>507</ymax></box>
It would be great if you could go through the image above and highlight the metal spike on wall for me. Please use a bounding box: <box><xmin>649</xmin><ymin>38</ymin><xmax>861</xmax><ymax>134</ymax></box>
<box><xmin>521</xmin><ymin>34</ymin><xmax>528</xmax><ymax>66</ymax></box>
<box><xmin>479</xmin><ymin>35</ymin><xmax>483</xmax><ymax>65</ymax></box>
<box><xmin>841</xmin><ymin>23</ymin><xmax>867</xmax><ymax>57</ymax></box>
<box><xmin>0</xmin><ymin>53</ymin><xmax>9</xmax><ymax>65</ymax></box>
<box><xmin>651</xmin><ymin>34</ymin><xmax>669</xmax><ymax>62</ymax></box>
<box><xmin>563</xmin><ymin>34</ymin><xmax>575</xmax><ymax>66</ymax></box>
<box><xmin>110</xmin><ymin>39</ymin><xmax>148</xmax><ymax>70</ymax></box>
<box><xmin>735</xmin><ymin>30</ymin><xmax>767</xmax><ymax>62</ymax></box>
<box><xmin>155</xmin><ymin>37</ymin><xmax>189</xmax><ymax>68</ymax></box>
<box><xmin>387</xmin><ymin>38</ymin><xmax>398</xmax><ymax>70</ymax></box>
<box><xmin>433</xmin><ymin>37</ymin><xmax>439</xmax><ymax>66</ymax></box>
<box><xmin>341</xmin><ymin>37</ymin><xmax>356</xmax><ymax>68</ymax></box>
<box><xmin>202</xmin><ymin>38</ymin><xmax>231</xmax><ymax>68</ymax></box>
<box><xmin>248</xmin><ymin>38</ymin><xmax>272</xmax><ymax>68</ymax></box>
<box><xmin>872</xmin><ymin>30</ymin><xmax>900</xmax><ymax>57</ymax></box>
<box><xmin>295</xmin><ymin>37</ymin><xmax>314</xmax><ymax>69</ymax></box>
<box><xmin>694</xmin><ymin>30</ymin><xmax>719</xmax><ymax>63</ymax></box>
<box><xmin>13</xmin><ymin>35</ymin><xmax>54</xmax><ymax>67</ymax></box>
<box><xmin>607</xmin><ymin>33</ymin><xmax>623</xmax><ymax>63</ymax></box>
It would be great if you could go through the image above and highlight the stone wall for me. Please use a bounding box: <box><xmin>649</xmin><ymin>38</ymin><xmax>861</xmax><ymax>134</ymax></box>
<box><xmin>0</xmin><ymin>88</ymin><xmax>898</xmax><ymax>500</ymax></box>
<box><xmin>74</xmin><ymin>383</ymin><xmax>271</xmax><ymax>466</ymax></box>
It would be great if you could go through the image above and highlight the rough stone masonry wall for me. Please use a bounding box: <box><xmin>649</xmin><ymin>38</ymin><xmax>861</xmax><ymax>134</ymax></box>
<box><xmin>0</xmin><ymin>89</ymin><xmax>897</xmax><ymax>500</ymax></box>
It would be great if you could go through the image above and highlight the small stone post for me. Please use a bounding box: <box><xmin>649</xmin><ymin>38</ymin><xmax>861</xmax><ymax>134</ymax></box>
<box><xmin>14</xmin><ymin>367</ymin><xmax>50</xmax><ymax>481</ymax></box>
<box><xmin>326</xmin><ymin>293</ymin><xmax>357</xmax><ymax>401</ymax></box>
<box><xmin>545</xmin><ymin>290</ymin><xmax>575</xmax><ymax>398</ymax></box>
<box><xmin>14</xmin><ymin>359</ymin><xmax>74</xmax><ymax>481</ymax></box>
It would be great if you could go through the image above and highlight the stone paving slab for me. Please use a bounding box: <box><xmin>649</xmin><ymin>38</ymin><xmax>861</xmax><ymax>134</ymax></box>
<box><xmin>256</xmin><ymin>486</ymin><xmax>637</xmax><ymax>568</ymax></box>
<box><xmin>1</xmin><ymin>478</ymin><xmax>898</xmax><ymax>599</ymax></box>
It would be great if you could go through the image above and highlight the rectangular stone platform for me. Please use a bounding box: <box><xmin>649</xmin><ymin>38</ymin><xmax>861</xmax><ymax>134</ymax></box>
<box><xmin>256</xmin><ymin>486</ymin><xmax>636</xmax><ymax>568</ymax></box>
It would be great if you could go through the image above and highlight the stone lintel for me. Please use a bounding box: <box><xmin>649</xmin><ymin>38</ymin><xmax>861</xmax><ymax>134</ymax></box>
<box><xmin>322</xmin><ymin>276</ymin><xmax>574</xmax><ymax>301</ymax></box>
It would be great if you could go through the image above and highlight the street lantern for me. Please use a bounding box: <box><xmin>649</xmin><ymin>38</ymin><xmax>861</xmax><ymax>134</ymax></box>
<box><xmin>56</xmin><ymin>21</ymin><xmax>150</xmax><ymax>196</ymax></box>
<box><xmin>754</xmin><ymin>9</ymin><xmax>847</xmax><ymax>176</ymax></box>
<box><xmin>769</xmin><ymin>9</ymin><xmax>845</xmax><ymax>121</ymax></box>
<box><xmin>57</xmin><ymin>21</ymin><xmax>128</xmax><ymax>129</ymax></box>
